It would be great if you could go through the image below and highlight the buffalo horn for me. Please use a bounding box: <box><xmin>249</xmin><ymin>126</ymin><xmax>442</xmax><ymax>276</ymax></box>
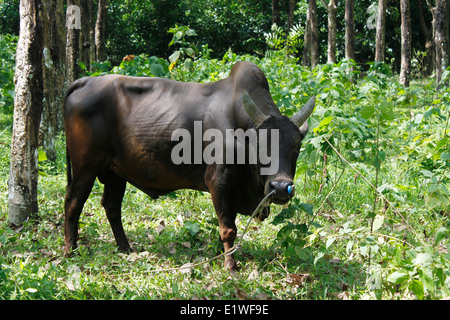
<box><xmin>242</xmin><ymin>90</ymin><xmax>270</xmax><ymax>126</ymax></box>
<box><xmin>291</xmin><ymin>96</ymin><xmax>315</xmax><ymax>127</ymax></box>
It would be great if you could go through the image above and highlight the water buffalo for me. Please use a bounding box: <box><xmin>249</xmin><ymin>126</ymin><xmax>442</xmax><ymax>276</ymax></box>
<box><xmin>63</xmin><ymin>61</ymin><xmax>314</xmax><ymax>270</ymax></box>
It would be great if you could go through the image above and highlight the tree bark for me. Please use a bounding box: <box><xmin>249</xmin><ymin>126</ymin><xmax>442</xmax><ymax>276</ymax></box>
<box><xmin>415</xmin><ymin>0</ymin><xmax>434</xmax><ymax>75</ymax></box>
<box><xmin>65</xmin><ymin>0</ymin><xmax>81</xmax><ymax>86</ymax></box>
<box><xmin>302</xmin><ymin>2</ymin><xmax>311</xmax><ymax>67</ymax></box>
<box><xmin>8</xmin><ymin>0</ymin><xmax>44</xmax><ymax>226</ymax></box>
<box><xmin>95</xmin><ymin>0</ymin><xmax>107</xmax><ymax>62</ymax></box>
<box><xmin>434</xmin><ymin>0</ymin><xmax>449</xmax><ymax>86</ymax></box>
<box><xmin>345</xmin><ymin>0</ymin><xmax>356</xmax><ymax>61</ymax></box>
<box><xmin>310</xmin><ymin>0</ymin><xmax>319</xmax><ymax>68</ymax></box>
<box><xmin>426</xmin><ymin>0</ymin><xmax>449</xmax><ymax>87</ymax></box>
<box><xmin>79</xmin><ymin>0</ymin><xmax>93</xmax><ymax>72</ymax></box>
<box><xmin>400</xmin><ymin>0</ymin><xmax>412</xmax><ymax>87</ymax></box>
<box><xmin>287</xmin><ymin>0</ymin><xmax>296</xmax><ymax>33</ymax></box>
<box><xmin>272</xmin><ymin>0</ymin><xmax>280</xmax><ymax>26</ymax></box>
<box><xmin>375</xmin><ymin>0</ymin><xmax>387</xmax><ymax>62</ymax></box>
<box><xmin>321</xmin><ymin>0</ymin><xmax>338</xmax><ymax>64</ymax></box>
<box><xmin>41</xmin><ymin>0</ymin><xmax>65</xmax><ymax>161</ymax></box>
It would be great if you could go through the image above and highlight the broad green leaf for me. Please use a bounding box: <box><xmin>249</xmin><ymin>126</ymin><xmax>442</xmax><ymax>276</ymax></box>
<box><xmin>326</xmin><ymin>237</ymin><xmax>335</xmax><ymax>249</ymax></box>
<box><xmin>184</xmin><ymin>221</ymin><xmax>200</xmax><ymax>236</ymax></box>
<box><xmin>409</xmin><ymin>280</ymin><xmax>424</xmax><ymax>300</ymax></box>
<box><xmin>421</xmin><ymin>268</ymin><xmax>434</xmax><ymax>292</ymax></box>
<box><xmin>440</xmin><ymin>152</ymin><xmax>450</xmax><ymax>161</ymax></box>
<box><xmin>412</xmin><ymin>253</ymin><xmax>432</xmax><ymax>267</ymax></box>
<box><xmin>169</xmin><ymin>50</ymin><xmax>180</xmax><ymax>64</ymax></box>
<box><xmin>314</xmin><ymin>251</ymin><xmax>324</xmax><ymax>265</ymax></box>
<box><xmin>387</xmin><ymin>271</ymin><xmax>409</xmax><ymax>285</ymax></box>
<box><xmin>38</xmin><ymin>149</ymin><xmax>47</xmax><ymax>162</ymax></box>
<box><xmin>435</xmin><ymin>227</ymin><xmax>449</xmax><ymax>246</ymax></box>
<box><xmin>299</xmin><ymin>203</ymin><xmax>314</xmax><ymax>216</ymax></box>
<box><xmin>150</xmin><ymin>63</ymin><xmax>165</xmax><ymax>77</ymax></box>
<box><xmin>360</xmin><ymin>104</ymin><xmax>375</xmax><ymax>119</ymax></box>
<box><xmin>346</xmin><ymin>240</ymin><xmax>354</xmax><ymax>254</ymax></box>
<box><xmin>380</xmin><ymin>103</ymin><xmax>396</xmax><ymax>120</ymax></box>
<box><xmin>317</xmin><ymin>116</ymin><xmax>333</xmax><ymax>128</ymax></box>
<box><xmin>372</xmin><ymin>215</ymin><xmax>384</xmax><ymax>232</ymax></box>
<box><xmin>395</xmin><ymin>247</ymin><xmax>403</xmax><ymax>266</ymax></box>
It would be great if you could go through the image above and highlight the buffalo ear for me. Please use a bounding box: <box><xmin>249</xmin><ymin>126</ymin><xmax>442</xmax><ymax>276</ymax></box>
<box><xmin>291</xmin><ymin>96</ymin><xmax>315</xmax><ymax>128</ymax></box>
<box><xmin>242</xmin><ymin>91</ymin><xmax>270</xmax><ymax>127</ymax></box>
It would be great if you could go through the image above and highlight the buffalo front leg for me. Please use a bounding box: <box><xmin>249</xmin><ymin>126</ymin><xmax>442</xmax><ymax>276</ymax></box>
<box><xmin>100</xmin><ymin>172</ymin><xmax>131</xmax><ymax>252</ymax></box>
<box><xmin>218</xmin><ymin>211</ymin><xmax>238</xmax><ymax>271</ymax></box>
<box><xmin>206</xmin><ymin>170</ymin><xmax>239</xmax><ymax>270</ymax></box>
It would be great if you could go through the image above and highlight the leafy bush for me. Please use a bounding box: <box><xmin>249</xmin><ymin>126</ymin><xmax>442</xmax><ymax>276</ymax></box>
<box><xmin>0</xmin><ymin>34</ymin><xmax>17</xmax><ymax>126</ymax></box>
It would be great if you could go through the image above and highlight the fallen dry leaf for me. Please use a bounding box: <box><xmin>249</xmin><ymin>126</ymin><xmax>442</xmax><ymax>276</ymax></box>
<box><xmin>179</xmin><ymin>262</ymin><xmax>194</xmax><ymax>274</ymax></box>
<box><xmin>286</xmin><ymin>273</ymin><xmax>311</xmax><ymax>287</ymax></box>
<box><xmin>247</xmin><ymin>268</ymin><xmax>259</xmax><ymax>280</ymax></box>
<box><xmin>156</xmin><ymin>220</ymin><xmax>165</xmax><ymax>234</ymax></box>
<box><xmin>235</xmin><ymin>286</ymin><xmax>249</xmax><ymax>300</ymax></box>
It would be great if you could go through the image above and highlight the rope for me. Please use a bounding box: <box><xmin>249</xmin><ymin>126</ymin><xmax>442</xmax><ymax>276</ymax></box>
<box><xmin>138</xmin><ymin>189</ymin><xmax>276</xmax><ymax>274</ymax></box>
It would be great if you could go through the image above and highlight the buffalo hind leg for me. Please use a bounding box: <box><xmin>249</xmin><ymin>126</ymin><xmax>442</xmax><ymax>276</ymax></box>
<box><xmin>100</xmin><ymin>171</ymin><xmax>131</xmax><ymax>252</ymax></box>
<box><xmin>64</xmin><ymin>175</ymin><xmax>96</xmax><ymax>255</ymax></box>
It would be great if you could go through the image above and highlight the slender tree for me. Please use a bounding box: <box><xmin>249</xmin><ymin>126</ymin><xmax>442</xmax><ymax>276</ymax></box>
<box><xmin>41</xmin><ymin>0</ymin><xmax>65</xmax><ymax>161</ymax></box>
<box><xmin>345</xmin><ymin>0</ymin><xmax>356</xmax><ymax>61</ymax></box>
<box><xmin>272</xmin><ymin>0</ymin><xmax>280</xmax><ymax>26</ymax></box>
<box><xmin>303</xmin><ymin>0</ymin><xmax>319</xmax><ymax>68</ymax></box>
<box><xmin>400</xmin><ymin>0</ymin><xmax>412</xmax><ymax>87</ymax></box>
<box><xmin>426</xmin><ymin>0</ymin><xmax>450</xmax><ymax>87</ymax></box>
<box><xmin>321</xmin><ymin>0</ymin><xmax>338</xmax><ymax>64</ymax></box>
<box><xmin>8</xmin><ymin>0</ymin><xmax>44</xmax><ymax>225</ymax></box>
<box><xmin>79</xmin><ymin>0</ymin><xmax>93</xmax><ymax>71</ymax></box>
<box><xmin>416</xmin><ymin>0</ymin><xmax>434</xmax><ymax>75</ymax></box>
<box><xmin>95</xmin><ymin>0</ymin><xmax>107</xmax><ymax>62</ymax></box>
<box><xmin>288</xmin><ymin>0</ymin><xmax>297</xmax><ymax>33</ymax></box>
<box><xmin>302</xmin><ymin>1</ymin><xmax>311</xmax><ymax>67</ymax></box>
<box><xmin>65</xmin><ymin>0</ymin><xmax>81</xmax><ymax>86</ymax></box>
<box><xmin>310</xmin><ymin>0</ymin><xmax>319</xmax><ymax>68</ymax></box>
<box><xmin>375</xmin><ymin>0</ymin><xmax>387</xmax><ymax>62</ymax></box>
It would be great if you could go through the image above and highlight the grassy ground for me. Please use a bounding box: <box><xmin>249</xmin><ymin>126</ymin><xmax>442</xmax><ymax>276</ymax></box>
<box><xmin>1</xmin><ymin>55</ymin><xmax>449</xmax><ymax>300</ymax></box>
<box><xmin>0</xmin><ymin>131</ymin><xmax>368</xmax><ymax>300</ymax></box>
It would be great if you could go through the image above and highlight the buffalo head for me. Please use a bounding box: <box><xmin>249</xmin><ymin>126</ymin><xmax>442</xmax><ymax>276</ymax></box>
<box><xmin>242</xmin><ymin>91</ymin><xmax>315</xmax><ymax>205</ymax></box>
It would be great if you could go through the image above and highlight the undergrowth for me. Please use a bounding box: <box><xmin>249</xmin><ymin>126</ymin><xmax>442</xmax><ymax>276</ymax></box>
<box><xmin>0</xmin><ymin>31</ymin><xmax>449</xmax><ymax>299</ymax></box>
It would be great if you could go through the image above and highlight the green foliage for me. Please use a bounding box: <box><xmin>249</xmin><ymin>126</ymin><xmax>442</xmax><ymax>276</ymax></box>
<box><xmin>265</xmin><ymin>23</ymin><xmax>304</xmax><ymax>60</ymax></box>
<box><xmin>1</xmin><ymin>19</ymin><xmax>450</xmax><ymax>298</ymax></box>
<box><xmin>0</xmin><ymin>34</ymin><xmax>17</xmax><ymax>127</ymax></box>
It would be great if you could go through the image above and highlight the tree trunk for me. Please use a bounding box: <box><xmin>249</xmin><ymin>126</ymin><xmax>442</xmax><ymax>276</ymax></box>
<box><xmin>41</xmin><ymin>0</ymin><xmax>65</xmax><ymax>162</ymax></box>
<box><xmin>434</xmin><ymin>0</ymin><xmax>449</xmax><ymax>86</ymax></box>
<box><xmin>345</xmin><ymin>0</ymin><xmax>356</xmax><ymax>61</ymax></box>
<box><xmin>375</xmin><ymin>0</ymin><xmax>387</xmax><ymax>62</ymax></box>
<box><xmin>322</xmin><ymin>0</ymin><xmax>338</xmax><ymax>64</ymax></box>
<box><xmin>287</xmin><ymin>0</ymin><xmax>296</xmax><ymax>33</ymax></box>
<box><xmin>400</xmin><ymin>0</ymin><xmax>412</xmax><ymax>87</ymax></box>
<box><xmin>302</xmin><ymin>2</ymin><xmax>311</xmax><ymax>67</ymax></box>
<box><xmin>79</xmin><ymin>0</ymin><xmax>93</xmax><ymax>72</ymax></box>
<box><xmin>65</xmin><ymin>0</ymin><xmax>81</xmax><ymax>86</ymax></box>
<box><xmin>272</xmin><ymin>0</ymin><xmax>280</xmax><ymax>26</ymax></box>
<box><xmin>8</xmin><ymin>0</ymin><xmax>44</xmax><ymax>226</ymax></box>
<box><xmin>95</xmin><ymin>0</ymin><xmax>107</xmax><ymax>62</ymax></box>
<box><xmin>416</xmin><ymin>0</ymin><xmax>434</xmax><ymax>75</ymax></box>
<box><xmin>426</xmin><ymin>0</ymin><xmax>450</xmax><ymax>87</ymax></box>
<box><xmin>310</xmin><ymin>0</ymin><xmax>319</xmax><ymax>68</ymax></box>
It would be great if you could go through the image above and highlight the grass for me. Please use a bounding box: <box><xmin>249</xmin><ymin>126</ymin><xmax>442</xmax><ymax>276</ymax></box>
<box><xmin>1</xmin><ymin>54</ymin><xmax>449</xmax><ymax>300</ymax></box>
<box><xmin>0</xmin><ymin>133</ymin><xmax>367</xmax><ymax>300</ymax></box>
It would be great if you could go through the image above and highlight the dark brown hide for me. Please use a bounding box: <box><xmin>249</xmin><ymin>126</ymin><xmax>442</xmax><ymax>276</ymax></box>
<box><xmin>63</xmin><ymin>61</ymin><xmax>313</xmax><ymax>270</ymax></box>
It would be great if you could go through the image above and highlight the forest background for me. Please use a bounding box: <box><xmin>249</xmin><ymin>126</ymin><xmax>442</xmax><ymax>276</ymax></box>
<box><xmin>0</xmin><ymin>0</ymin><xmax>449</xmax><ymax>300</ymax></box>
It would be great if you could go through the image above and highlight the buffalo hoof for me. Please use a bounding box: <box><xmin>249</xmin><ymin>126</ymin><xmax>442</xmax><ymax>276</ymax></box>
<box><xmin>118</xmin><ymin>246</ymin><xmax>134</xmax><ymax>254</ymax></box>
<box><xmin>224</xmin><ymin>258</ymin><xmax>240</xmax><ymax>271</ymax></box>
